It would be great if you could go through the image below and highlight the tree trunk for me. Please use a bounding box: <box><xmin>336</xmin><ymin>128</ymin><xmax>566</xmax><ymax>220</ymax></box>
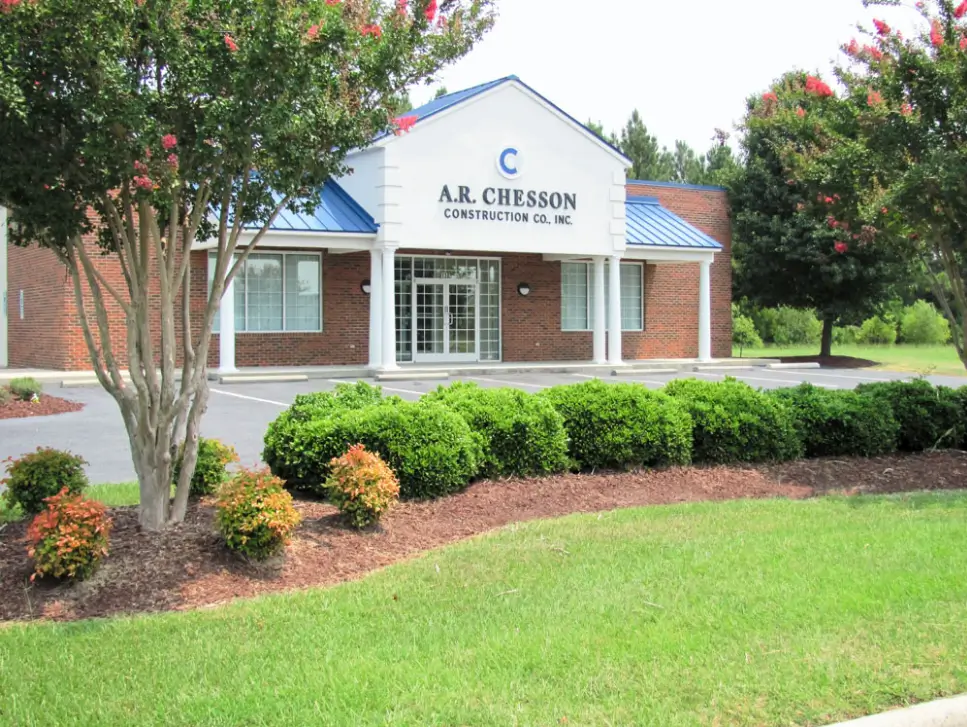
<box><xmin>820</xmin><ymin>316</ymin><xmax>834</xmax><ymax>359</ymax></box>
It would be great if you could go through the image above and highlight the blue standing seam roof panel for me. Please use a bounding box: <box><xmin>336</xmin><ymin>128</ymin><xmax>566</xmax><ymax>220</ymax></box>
<box><xmin>244</xmin><ymin>180</ymin><xmax>378</xmax><ymax>234</ymax></box>
<box><xmin>626</xmin><ymin>196</ymin><xmax>722</xmax><ymax>250</ymax></box>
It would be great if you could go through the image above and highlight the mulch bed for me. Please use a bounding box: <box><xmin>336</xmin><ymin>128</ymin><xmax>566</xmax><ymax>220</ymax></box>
<box><xmin>0</xmin><ymin>394</ymin><xmax>83</xmax><ymax>420</ymax></box>
<box><xmin>1</xmin><ymin>450</ymin><xmax>965</xmax><ymax>623</ymax></box>
<box><xmin>765</xmin><ymin>354</ymin><xmax>879</xmax><ymax>369</ymax></box>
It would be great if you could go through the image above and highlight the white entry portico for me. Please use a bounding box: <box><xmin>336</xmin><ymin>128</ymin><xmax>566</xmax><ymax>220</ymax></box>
<box><xmin>197</xmin><ymin>76</ymin><xmax>724</xmax><ymax>374</ymax></box>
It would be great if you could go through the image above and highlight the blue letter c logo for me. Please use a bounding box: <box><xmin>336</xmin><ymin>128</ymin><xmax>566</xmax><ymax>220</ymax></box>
<box><xmin>498</xmin><ymin>147</ymin><xmax>520</xmax><ymax>178</ymax></box>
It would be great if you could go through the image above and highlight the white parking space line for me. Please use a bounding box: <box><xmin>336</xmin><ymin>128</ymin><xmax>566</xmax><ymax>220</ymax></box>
<box><xmin>210</xmin><ymin>388</ymin><xmax>288</xmax><ymax>406</ymax></box>
<box><xmin>793</xmin><ymin>370</ymin><xmax>905</xmax><ymax>383</ymax></box>
<box><xmin>694</xmin><ymin>372</ymin><xmax>840</xmax><ymax>389</ymax></box>
<box><xmin>465</xmin><ymin>375</ymin><xmax>549</xmax><ymax>389</ymax></box>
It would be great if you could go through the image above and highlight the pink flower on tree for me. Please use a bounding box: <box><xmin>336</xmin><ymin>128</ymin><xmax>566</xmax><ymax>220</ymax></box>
<box><xmin>865</xmin><ymin>45</ymin><xmax>884</xmax><ymax>61</ymax></box>
<box><xmin>824</xmin><ymin>196</ymin><xmax>834</xmax><ymax>204</ymax></box>
<box><xmin>867</xmin><ymin>91</ymin><xmax>884</xmax><ymax>107</ymax></box>
<box><xmin>307</xmin><ymin>24</ymin><xmax>322</xmax><ymax>40</ymax></box>
<box><xmin>931</xmin><ymin>20</ymin><xmax>944</xmax><ymax>47</ymax></box>
<box><xmin>956</xmin><ymin>1</ymin><xmax>967</xmax><ymax>18</ymax></box>
<box><xmin>835</xmin><ymin>242</ymin><xmax>848</xmax><ymax>254</ymax></box>
<box><xmin>1</xmin><ymin>0</ymin><xmax>21</xmax><ymax>12</ymax></box>
<box><xmin>796</xmin><ymin>107</ymin><xmax>806</xmax><ymax>117</ymax></box>
<box><xmin>873</xmin><ymin>19</ymin><xmax>891</xmax><ymax>36</ymax></box>
<box><xmin>161</xmin><ymin>134</ymin><xmax>177</xmax><ymax>150</ymax></box>
<box><xmin>134</xmin><ymin>160</ymin><xmax>149</xmax><ymax>174</ymax></box>
<box><xmin>166</xmin><ymin>154</ymin><xmax>179</xmax><ymax>168</ymax></box>
<box><xmin>393</xmin><ymin>115</ymin><xmax>417</xmax><ymax>135</ymax></box>
<box><xmin>361</xmin><ymin>24</ymin><xmax>382</xmax><ymax>37</ymax></box>
<box><xmin>326</xmin><ymin>0</ymin><xmax>341</xmax><ymax>5</ymax></box>
<box><xmin>133</xmin><ymin>176</ymin><xmax>155</xmax><ymax>190</ymax></box>
<box><xmin>846</xmin><ymin>38</ymin><xmax>860</xmax><ymax>56</ymax></box>
<box><xmin>901</xmin><ymin>102</ymin><xmax>913</xmax><ymax>116</ymax></box>
<box><xmin>805</xmin><ymin>75</ymin><xmax>834</xmax><ymax>98</ymax></box>
<box><xmin>425</xmin><ymin>0</ymin><xmax>437</xmax><ymax>22</ymax></box>
<box><xmin>396</xmin><ymin>0</ymin><xmax>408</xmax><ymax>15</ymax></box>
<box><xmin>224</xmin><ymin>35</ymin><xmax>239</xmax><ymax>52</ymax></box>
<box><xmin>762</xmin><ymin>91</ymin><xmax>778</xmax><ymax>103</ymax></box>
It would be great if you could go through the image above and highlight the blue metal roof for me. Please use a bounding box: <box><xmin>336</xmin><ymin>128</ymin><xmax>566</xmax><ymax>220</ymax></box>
<box><xmin>381</xmin><ymin>76</ymin><xmax>631</xmax><ymax>162</ymax></box>
<box><xmin>248</xmin><ymin>180</ymin><xmax>377</xmax><ymax>234</ymax></box>
<box><xmin>626</xmin><ymin>196</ymin><xmax>723</xmax><ymax>250</ymax></box>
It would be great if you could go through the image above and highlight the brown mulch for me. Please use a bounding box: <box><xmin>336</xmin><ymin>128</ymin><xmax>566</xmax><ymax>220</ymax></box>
<box><xmin>0</xmin><ymin>394</ymin><xmax>83</xmax><ymax>420</ymax></box>
<box><xmin>766</xmin><ymin>354</ymin><xmax>879</xmax><ymax>369</ymax></box>
<box><xmin>1</xmin><ymin>450</ymin><xmax>965</xmax><ymax>623</ymax></box>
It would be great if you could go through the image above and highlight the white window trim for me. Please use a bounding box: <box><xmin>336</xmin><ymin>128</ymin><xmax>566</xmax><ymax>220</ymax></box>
<box><xmin>209</xmin><ymin>251</ymin><xmax>324</xmax><ymax>334</ymax></box>
<box><xmin>561</xmin><ymin>261</ymin><xmax>644</xmax><ymax>332</ymax></box>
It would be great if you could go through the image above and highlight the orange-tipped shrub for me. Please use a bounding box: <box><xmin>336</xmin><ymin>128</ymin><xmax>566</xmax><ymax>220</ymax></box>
<box><xmin>326</xmin><ymin>444</ymin><xmax>400</xmax><ymax>528</ymax></box>
<box><xmin>26</xmin><ymin>488</ymin><xmax>112</xmax><ymax>581</ymax></box>
<box><xmin>215</xmin><ymin>468</ymin><xmax>301</xmax><ymax>560</ymax></box>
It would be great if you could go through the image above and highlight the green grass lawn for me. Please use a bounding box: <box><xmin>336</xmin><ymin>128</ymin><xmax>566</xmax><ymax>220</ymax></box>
<box><xmin>0</xmin><ymin>482</ymin><xmax>142</xmax><ymax>523</ymax></box>
<box><xmin>2</xmin><ymin>492</ymin><xmax>966</xmax><ymax>726</ymax></box>
<box><xmin>734</xmin><ymin>342</ymin><xmax>967</xmax><ymax>376</ymax></box>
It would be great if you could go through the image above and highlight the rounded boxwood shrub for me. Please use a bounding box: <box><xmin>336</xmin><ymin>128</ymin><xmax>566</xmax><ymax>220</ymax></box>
<box><xmin>3</xmin><ymin>447</ymin><xmax>89</xmax><ymax>515</ymax></box>
<box><xmin>541</xmin><ymin>380</ymin><xmax>692</xmax><ymax>471</ymax></box>
<box><xmin>425</xmin><ymin>382</ymin><xmax>570</xmax><ymax>477</ymax></box>
<box><xmin>856</xmin><ymin>379</ymin><xmax>963</xmax><ymax>451</ymax></box>
<box><xmin>326</xmin><ymin>444</ymin><xmax>400</xmax><ymax>528</ymax></box>
<box><xmin>8</xmin><ymin>376</ymin><xmax>43</xmax><ymax>402</ymax></box>
<box><xmin>664</xmin><ymin>378</ymin><xmax>803</xmax><ymax>464</ymax></box>
<box><xmin>173</xmin><ymin>437</ymin><xmax>239</xmax><ymax>496</ymax></box>
<box><xmin>278</xmin><ymin>401</ymin><xmax>482</xmax><ymax>499</ymax></box>
<box><xmin>770</xmin><ymin>383</ymin><xmax>898</xmax><ymax>458</ymax></box>
<box><xmin>216</xmin><ymin>468</ymin><xmax>301</xmax><ymax>560</ymax></box>
<box><xmin>263</xmin><ymin>381</ymin><xmax>393</xmax><ymax>491</ymax></box>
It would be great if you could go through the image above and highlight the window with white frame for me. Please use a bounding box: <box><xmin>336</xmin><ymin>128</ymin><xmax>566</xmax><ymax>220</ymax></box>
<box><xmin>209</xmin><ymin>252</ymin><xmax>322</xmax><ymax>333</ymax></box>
<box><xmin>560</xmin><ymin>261</ymin><xmax>644</xmax><ymax>331</ymax></box>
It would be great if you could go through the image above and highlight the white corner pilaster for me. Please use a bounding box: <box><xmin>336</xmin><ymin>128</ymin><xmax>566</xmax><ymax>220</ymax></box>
<box><xmin>368</xmin><ymin>248</ymin><xmax>383</xmax><ymax>369</ymax></box>
<box><xmin>380</xmin><ymin>246</ymin><xmax>398</xmax><ymax>370</ymax></box>
<box><xmin>698</xmin><ymin>260</ymin><xmax>712</xmax><ymax>362</ymax></box>
<box><xmin>592</xmin><ymin>256</ymin><xmax>607</xmax><ymax>364</ymax></box>
<box><xmin>607</xmin><ymin>254</ymin><xmax>623</xmax><ymax>365</ymax></box>
<box><xmin>218</xmin><ymin>276</ymin><xmax>237</xmax><ymax>374</ymax></box>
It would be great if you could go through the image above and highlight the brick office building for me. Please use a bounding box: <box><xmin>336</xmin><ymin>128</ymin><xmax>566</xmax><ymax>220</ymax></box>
<box><xmin>0</xmin><ymin>76</ymin><xmax>731</xmax><ymax>372</ymax></box>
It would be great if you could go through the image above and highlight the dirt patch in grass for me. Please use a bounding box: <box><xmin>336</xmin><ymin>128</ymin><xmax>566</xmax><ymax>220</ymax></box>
<box><xmin>0</xmin><ymin>394</ymin><xmax>83</xmax><ymax>420</ymax></box>
<box><xmin>761</xmin><ymin>354</ymin><xmax>879</xmax><ymax>369</ymax></box>
<box><xmin>1</xmin><ymin>451</ymin><xmax>964</xmax><ymax>623</ymax></box>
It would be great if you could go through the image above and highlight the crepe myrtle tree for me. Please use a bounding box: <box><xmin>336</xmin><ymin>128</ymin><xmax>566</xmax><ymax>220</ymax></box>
<box><xmin>730</xmin><ymin>70</ymin><xmax>909</xmax><ymax>357</ymax></box>
<box><xmin>0</xmin><ymin>0</ymin><xmax>495</xmax><ymax>530</ymax></box>
<box><xmin>826</xmin><ymin>0</ymin><xmax>967</xmax><ymax>368</ymax></box>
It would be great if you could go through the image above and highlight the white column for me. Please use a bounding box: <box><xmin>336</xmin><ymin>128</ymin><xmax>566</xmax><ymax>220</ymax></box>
<box><xmin>698</xmin><ymin>260</ymin><xmax>712</xmax><ymax>362</ymax></box>
<box><xmin>607</xmin><ymin>254</ymin><xmax>623</xmax><ymax>365</ymax></box>
<box><xmin>218</xmin><ymin>276</ymin><xmax>237</xmax><ymax>373</ymax></box>
<box><xmin>592</xmin><ymin>256</ymin><xmax>606</xmax><ymax>364</ymax></box>
<box><xmin>0</xmin><ymin>206</ymin><xmax>7</xmax><ymax>368</ymax></box>
<box><xmin>380</xmin><ymin>246</ymin><xmax>398</xmax><ymax>370</ymax></box>
<box><xmin>368</xmin><ymin>248</ymin><xmax>382</xmax><ymax>369</ymax></box>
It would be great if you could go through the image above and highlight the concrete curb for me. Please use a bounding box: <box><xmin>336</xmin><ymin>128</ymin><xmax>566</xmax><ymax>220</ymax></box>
<box><xmin>216</xmin><ymin>374</ymin><xmax>309</xmax><ymax>385</ymax></box>
<box><xmin>375</xmin><ymin>372</ymin><xmax>450</xmax><ymax>382</ymax></box>
<box><xmin>825</xmin><ymin>695</ymin><xmax>967</xmax><ymax>726</ymax></box>
<box><xmin>693</xmin><ymin>365</ymin><xmax>755</xmax><ymax>372</ymax></box>
<box><xmin>768</xmin><ymin>362</ymin><xmax>822</xmax><ymax>370</ymax></box>
<box><xmin>611</xmin><ymin>368</ymin><xmax>678</xmax><ymax>377</ymax></box>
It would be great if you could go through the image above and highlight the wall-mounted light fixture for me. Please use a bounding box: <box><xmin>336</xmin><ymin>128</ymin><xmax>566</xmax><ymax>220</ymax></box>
<box><xmin>517</xmin><ymin>282</ymin><xmax>531</xmax><ymax>297</ymax></box>
<box><xmin>361</xmin><ymin>279</ymin><xmax>372</xmax><ymax>295</ymax></box>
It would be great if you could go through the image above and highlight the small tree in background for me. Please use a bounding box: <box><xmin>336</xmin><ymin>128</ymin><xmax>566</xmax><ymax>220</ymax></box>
<box><xmin>0</xmin><ymin>0</ymin><xmax>495</xmax><ymax>530</ymax></box>
<box><xmin>830</xmin><ymin>0</ymin><xmax>967</xmax><ymax>369</ymax></box>
<box><xmin>728</xmin><ymin>70</ymin><xmax>910</xmax><ymax>357</ymax></box>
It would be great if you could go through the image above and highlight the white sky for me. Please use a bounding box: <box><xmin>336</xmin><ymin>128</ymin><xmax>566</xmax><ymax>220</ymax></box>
<box><xmin>412</xmin><ymin>0</ymin><xmax>922</xmax><ymax>153</ymax></box>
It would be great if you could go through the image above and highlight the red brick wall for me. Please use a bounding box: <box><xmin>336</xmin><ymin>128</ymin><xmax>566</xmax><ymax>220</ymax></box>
<box><xmin>6</xmin><ymin>182</ymin><xmax>732</xmax><ymax>369</ymax></box>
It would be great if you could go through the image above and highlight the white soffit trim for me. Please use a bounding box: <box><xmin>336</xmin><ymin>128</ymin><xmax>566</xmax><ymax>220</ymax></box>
<box><xmin>622</xmin><ymin>247</ymin><xmax>717</xmax><ymax>264</ymax></box>
<box><xmin>192</xmin><ymin>231</ymin><xmax>376</xmax><ymax>252</ymax></box>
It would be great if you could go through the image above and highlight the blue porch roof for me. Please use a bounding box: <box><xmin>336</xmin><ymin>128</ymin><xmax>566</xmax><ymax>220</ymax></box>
<box><xmin>246</xmin><ymin>180</ymin><xmax>378</xmax><ymax>234</ymax></box>
<box><xmin>626</xmin><ymin>196</ymin><xmax>722</xmax><ymax>250</ymax></box>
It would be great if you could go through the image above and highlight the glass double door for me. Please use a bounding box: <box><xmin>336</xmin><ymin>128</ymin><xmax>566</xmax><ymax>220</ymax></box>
<box><xmin>413</xmin><ymin>279</ymin><xmax>478</xmax><ymax>362</ymax></box>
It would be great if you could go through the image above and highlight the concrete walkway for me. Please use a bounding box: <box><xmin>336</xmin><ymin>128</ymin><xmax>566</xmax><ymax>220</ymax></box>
<box><xmin>827</xmin><ymin>694</ymin><xmax>967</xmax><ymax>726</ymax></box>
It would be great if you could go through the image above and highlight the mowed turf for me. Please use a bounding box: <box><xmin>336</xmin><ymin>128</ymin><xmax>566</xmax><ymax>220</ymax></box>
<box><xmin>2</xmin><ymin>492</ymin><xmax>966</xmax><ymax>726</ymax></box>
<box><xmin>735</xmin><ymin>343</ymin><xmax>966</xmax><ymax>376</ymax></box>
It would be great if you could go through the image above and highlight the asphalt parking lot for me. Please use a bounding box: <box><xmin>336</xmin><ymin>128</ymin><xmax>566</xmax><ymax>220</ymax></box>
<box><xmin>2</xmin><ymin>366</ymin><xmax>963</xmax><ymax>484</ymax></box>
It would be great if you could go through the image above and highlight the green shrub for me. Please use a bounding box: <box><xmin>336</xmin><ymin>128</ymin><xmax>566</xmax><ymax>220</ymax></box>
<box><xmin>425</xmin><ymin>382</ymin><xmax>570</xmax><ymax>477</ymax></box>
<box><xmin>732</xmin><ymin>304</ymin><xmax>762</xmax><ymax>356</ymax></box>
<box><xmin>541</xmin><ymin>380</ymin><xmax>692</xmax><ymax>471</ymax></box>
<box><xmin>27</xmin><ymin>488</ymin><xmax>111</xmax><ymax>581</ymax></box>
<box><xmin>832</xmin><ymin>325</ymin><xmax>861</xmax><ymax>345</ymax></box>
<box><xmin>856</xmin><ymin>380</ymin><xmax>963</xmax><ymax>451</ymax></box>
<box><xmin>899</xmin><ymin>300</ymin><xmax>950</xmax><ymax>345</ymax></box>
<box><xmin>263</xmin><ymin>382</ymin><xmax>394</xmax><ymax>490</ymax></box>
<box><xmin>215</xmin><ymin>468</ymin><xmax>301</xmax><ymax>560</ymax></box>
<box><xmin>956</xmin><ymin>386</ymin><xmax>967</xmax><ymax>449</ymax></box>
<box><xmin>750</xmin><ymin>306</ymin><xmax>780</xmax><ymax>343</ymax></box>
<box><xmin>8</xmin><ymin>377</ymin><xmax>42</xmax><ymax>402</ymax></box>
<box><xmin>3</xmin><ymin>447</ymin><xmax>89</xmax><ymax>515</ymax></box>
<box><xmin>326</xmin><ymin>444</ymin><xmax>400</xmax><ymax>528</ymax></box>
<box><xmin>0</xmin><ymin>386</ymin><xmax>12</xmax><ymax>406</ymax></box>
<box><xmin>276</xmin><ymin>401</ymin><xmax>482</xmax><ymax>499</ymax></box>
<box><xmin>664</xmin><ymin>378</ymin><xmax>803</xmax><ymax>464</ymax></box>
<box><xmin>173</xmin><ymin>437</ymin><xmax>239</xmax><ymax>496</ymax></box>
<box><xmin>856</xmin><ymin>315</ymin><xmax>897</xmax><ymax>345</ymax></box>
<box><xmin>772</xmin><ymin>307</ymin><xmax>822</xmax><ymax>346</ymax></box>
<box><xmin>770</xmin><ymin>384</ymin><xmax>898</xmax><ymax>458</ymax></box>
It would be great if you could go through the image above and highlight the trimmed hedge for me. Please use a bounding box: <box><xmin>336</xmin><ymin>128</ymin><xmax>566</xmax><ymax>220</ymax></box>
<box><xmin>770</xmin><ymin>384</ymin><xmax>898</xmax><ymax>458</ymax></box>
<box><xmin>270</xmin><ymin>400</ymin><xmax>483</xmax><ymax>499</ymax></box>
<box><xmin>855</xmin><ymin>379</ymin><xmax>963</xmax><ymax>451</ymax></box>
<box><xmin>425</xmin><ymin>382</ymin><xmax>570</xmax><ymax>477</ymax></box>
<box><xmin>541</xmin><ymin>380</ymin><xmax>692</xmax><ymax>470</ymax></box>
<box><xmin>664</xmin><ymin>378</ymin><xmax>802</xmax><ymax>464</ymax></box>
<box><xmin>263</xmin><ymin>382</ymin><xmax>393</xmax><ymax>490</ymax></box>
<box><xmin>3</xmin><ymin>447</ymin><xmax>89</xmax><ymax>515</ymax></box>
